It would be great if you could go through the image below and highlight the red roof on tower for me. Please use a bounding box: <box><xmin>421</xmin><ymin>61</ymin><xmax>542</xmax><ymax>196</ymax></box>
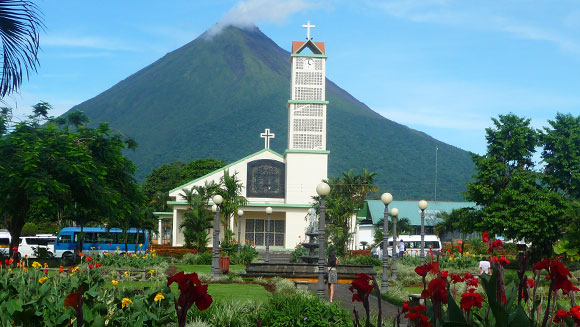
<box><xmin>292</xmin><ymin>41</ymin><xmax>325</xmax><ymax>54</ymax></box>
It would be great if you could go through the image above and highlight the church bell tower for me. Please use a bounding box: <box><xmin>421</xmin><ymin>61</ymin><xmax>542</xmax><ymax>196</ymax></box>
<box><xmin>285</xmin><ymin>21</ymin><xmax>329</xmax><ymax>204</ymax></box>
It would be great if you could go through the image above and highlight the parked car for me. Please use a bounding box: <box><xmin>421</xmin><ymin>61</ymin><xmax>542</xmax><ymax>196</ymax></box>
<box><xmin>371</xmin><ymin>235</ymin><xmax>442</xmax><ymax>260</ymax></box>
<box><xmin>18</xmin><ymin>235</ymin><xmax>56</xmax><ymax>258</ymax></box>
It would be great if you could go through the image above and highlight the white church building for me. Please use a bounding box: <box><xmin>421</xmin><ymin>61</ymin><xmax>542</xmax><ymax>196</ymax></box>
<box><xmin>159</xmin><ymin>22</ymin><xmax>346</xmax><ymax>250</ymax></box>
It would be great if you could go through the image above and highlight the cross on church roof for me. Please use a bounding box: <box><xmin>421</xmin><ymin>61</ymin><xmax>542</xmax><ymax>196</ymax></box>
<box><xmin>260</xmin><ymin>128</ymin><xmax>275</xmax><ymax>149</ymax></box>
<box><xmin>302</xmin><ymin>20</ymin><xmax>315</xmax><ymax>40</ymax></box>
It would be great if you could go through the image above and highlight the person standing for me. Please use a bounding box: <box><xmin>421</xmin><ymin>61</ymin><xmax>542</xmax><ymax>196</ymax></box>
<box><xmin>398</xmin><ymin>239</ymin><xmax>405</xmax><ymax>258</ymax></box>
<box><xmin>327</xmin><ymin>249</ymin><xmax>338</xmax><ymax>302</ymax></box>
<box><xmin>478</xmin><ymin>257</ymin><xmax>491</xmax><ymax>275</ymax></box>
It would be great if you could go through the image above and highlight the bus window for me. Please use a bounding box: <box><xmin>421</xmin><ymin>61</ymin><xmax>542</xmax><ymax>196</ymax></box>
<box><xmin>96</xmin><ymin>232</ymin><xmax>114</xmax><ymax>244</ymax></box>
<box><xmin>74</xmin><ymin>232</ymin><xmax>96</xmax><ymax>243</ymax></box>
<box><xmin>0</xmin><ymin>238</ymin><xmax>9</xmax><ymax>245</ymax></box>
<box><xmin>58</xmin><ymin>235</ymin><xmax>72</xmax><ymax>244</ymax></box>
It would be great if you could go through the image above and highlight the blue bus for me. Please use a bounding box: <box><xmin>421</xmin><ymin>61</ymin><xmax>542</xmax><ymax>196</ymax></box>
<box><xmin>54</xmin><ymin>227</ymin><xmax>150</xmax><ymax>259</ymax></box>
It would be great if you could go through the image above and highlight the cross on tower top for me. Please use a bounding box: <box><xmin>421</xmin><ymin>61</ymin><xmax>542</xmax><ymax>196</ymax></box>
<box><xmin>260</xmin><ymin>128</ymin><xmax>275</xmax><ymax>149</ymax></box>
<box><xmin>302</xmin><ymin>20</ymin><xmax>316</xmax><ymax>40</ymax></box>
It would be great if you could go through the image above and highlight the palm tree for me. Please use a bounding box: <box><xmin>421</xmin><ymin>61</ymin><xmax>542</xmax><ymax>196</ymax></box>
<box><xmin>179</xmin><ymin>183</ymin><xmax>216</xmax><ymax>251</ymax></box>
<box><xmin>218</xmin><ymin>170</ymin><xmax>247</xmax><ymax>244</ymax></box>
<box><xmin>0</xmin><ymin>0</ymin><xmax>44</xmax><ymax>97</ymax></box>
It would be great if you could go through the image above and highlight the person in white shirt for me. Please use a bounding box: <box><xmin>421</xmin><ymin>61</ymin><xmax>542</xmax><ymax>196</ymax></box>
<box><xmin>478</xmin><ymin>257</ymin><xmax>491</xmax><ymax>275</ymax></box>
<box><xmin>398</xmin><ymin>239</ymin><xmax>405</xmax><ymax>258</ymax></box>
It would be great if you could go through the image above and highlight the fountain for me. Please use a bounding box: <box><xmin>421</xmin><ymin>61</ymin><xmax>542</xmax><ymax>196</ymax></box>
<box><xmin>300</xmin><ymin>208</ymin><xmax>320</xmax><ymax>264</ymax></box>
<box><xmin>243</xmin><ymin>207</ymin><xmax>376</xmax><ymax>283</ymax></box>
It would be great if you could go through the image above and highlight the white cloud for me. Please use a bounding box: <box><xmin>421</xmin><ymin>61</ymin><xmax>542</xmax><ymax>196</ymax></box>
<box><xmin>370</xmin><ymin>1</ymin><xmax>580</xmax><ymax>54</ymax></box>
<box><xmin>207</xmin><ymin>0</ymin><xmax>315</xmax><ymax>37</ymax></box>
<box><xmin>43</xmin><ymin>35</ymin><xmax>135</xmax><ymax>51</ymax></box>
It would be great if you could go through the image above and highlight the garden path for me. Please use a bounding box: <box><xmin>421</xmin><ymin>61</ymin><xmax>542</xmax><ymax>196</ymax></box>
<box><xmin>307</xmin><ymin>282</ymin><xmax>402</xmax><ymax>323</ymax></box>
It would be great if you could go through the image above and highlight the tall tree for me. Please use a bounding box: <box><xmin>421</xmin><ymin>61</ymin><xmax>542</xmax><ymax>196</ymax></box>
<box><xmin>314</xmin><ymin>169</ymin><xmax>378</xmax><ymax>256</ymax></box>
<box><xmin>0</xmin><ymin>0</ymin><xmax>43</xmax><ymax>97</ymax></box>
<box><xmin>540</xmin><ymin>113</ymin><xmax>580</xmax><ymax>199</ymax></box>
<box><xmin>179</xmin><ymin>182</ymin><xmax>217</xmax><ymax>250</ymax></box>
<box><xmin>218</xmin><ymin>170</ymin><xmax>247</xmax><ymax>242</ymax></box>
<box><xmin>0</xmin><ymin>107</ymin><xmax>142</xmax><ymax>256</ymax></box>
<box><xmin>466</xmin><ymin>113</ymin><xmax>566</xmax><ymax>257</ymax></box>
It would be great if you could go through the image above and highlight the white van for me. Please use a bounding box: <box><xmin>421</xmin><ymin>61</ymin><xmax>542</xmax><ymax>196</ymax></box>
<box><xmin>0</xmin><ymin>230</ymin><xmax>10</xmax><ymax>256</ymax></box>
<box><xmin>18</xmin><ymin>235</ymin><xmax>56</xmax><ymax>258</ymax></box>
<box><xmin>371</xmin><ymin>235</ymin><xmax>442</xmax><ymax>260</ymax></box>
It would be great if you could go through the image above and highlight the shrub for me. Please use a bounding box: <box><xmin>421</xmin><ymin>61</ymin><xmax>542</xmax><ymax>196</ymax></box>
<box><xmin>230</xmin><ymin>243</ymin><xmax>258</xmax><ymax>266</ymax></box>
<box><xmin>20</xmin><ymin>222</ymin><xmax>38</xmax><ymax>236</ymax></box>
<box><xmin>260</xmin><ymin>292</ymin><xmax>351</xmax><ymax>326</ymax></box>
<box><xmin>341</xmin><ymin>255</ymin><xmax>381</xmax><ymax>266</ymax></box>
<box><xmin>289</xmin><ymin>244</ymin><xmax>308</xmax><ymax>263</ymax></box>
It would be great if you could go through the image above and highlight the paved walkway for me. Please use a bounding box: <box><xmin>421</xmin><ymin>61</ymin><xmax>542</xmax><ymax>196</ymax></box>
<box><xmin>307</xmin><ymin>282</ymin><xmax>401</xmax><ymax>324</ymax></box>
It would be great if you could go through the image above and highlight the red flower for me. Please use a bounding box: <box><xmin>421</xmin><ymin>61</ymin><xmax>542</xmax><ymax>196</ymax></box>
<box><xmin>350</xmin><ymin>273</ymin><xmax>374</xmax><ymax>302</ymax></box>
<box><xmin>553</xmin><ymin>309</ymin><xmax>569</xmax><ymax>323</ymax></box>
<box><xmin>570</xmin><ymin>306</ymin><xmax>580</xmax><ymax>324</ymax></box>
<box><xmin>466</xmin><ymin>278</ymin><xmax>479</xmax><ymax>288</ymax></box>
<box><xmin>421</xmin><ymin>289</ymin><xmax>430</xmax><ymax>299</ymax></box>
<box><xmin>167</xmin><ymin>271</ymin><xmax>213</xmax><ymax>311</ymax></box>
<box><xmin>492</xmin><ymin>239</ymin><xmax>503</xmax><ymax>249</ymax></box>
<box><xmin>464</xmin><ymin>272</ymin><xmax>473</xmax><ymax>280</ymax></box>
<box><xmin>403</xmin><ymin>303</ymin><xmax>431</xmax><ymax>327</ymax></box>
<box><xmin>415</xmin><ymin>263</ymin><xmax>433</xmax><ymax>277</ymax></box>
<box><xmin>88</xmin><ymin>263</ymin><xmax>93</xmax><ymax>270</ymax></box>
<box><xmin>450</xmin><ymin>273</ymin><xmax>463</xmax><ymax>284</ymax></box>
<box><xmin>85</xmin><ymin>256</ymin><xmax>92</xmax><ymax>262</ymax></box>
<box><xmin>0</xmin><ymin>262</ymin><xmax>2</xmax><ymax>267</ymax></box>
<box><xmin>482</xmin><ymin>232</ymin><xmax>489</xmax><ymax>243</ymax></box>
<box><xmin>534</xmin><ymin>258</ymin><xmax>551</xmax><ymax>272</ymax></box>
<box><xmin>554</xmin><ymin>278</ymin><xmax>580</xmax><ymax>295</ymax></box>
<box><xmin>59</xmin><ymin>266</ymin><xmax>64</xmax><ymax>273</ymax></box>
<box><xmin>492</xmin><ymin>256</ymin><xmax>510</xmax><ymax>267</ymax></box>
<box><xmin>95</xmin><ymin>262</ymin><xmax>102</xmax><ymax>268</ymax></box>
<box><xmin>440</xmin><ymin>270</ymin><xmax>448</xmax><ymax>278</ymax></box>
<box><xmin>460</xmin><ymin>288</ymin><xmax>483</xmax><ymax>312</ymax></box>
<box><xmin>44</xmin><ymin>269</ymin><xmax>48</xmax><ymax>275</ymax></box>
<box><xmin>526</xmin><ymin>279</ymin><xmax>534</xmax><ymax>288</ymax></box>
<box><xmin>425</xmin><ymin>277</ymin><xmax>448</xmax><ymax>304</ymax></box>
<box><xmin>12</xmin><ymin>246</ymin><xmax>18</xmax><ymax>252</ymax></box>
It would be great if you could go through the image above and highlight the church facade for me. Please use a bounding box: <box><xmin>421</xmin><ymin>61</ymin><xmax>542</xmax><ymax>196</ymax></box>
<box><xmin>163</xmin><ymin>23</ymin><xmax>332</xmax><ymax>249</ymax></box>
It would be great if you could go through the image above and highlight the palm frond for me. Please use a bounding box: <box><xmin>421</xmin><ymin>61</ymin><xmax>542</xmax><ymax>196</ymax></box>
<box><xmin>0</xmin><ymin>0</ymin><xmax>43</xmax><ymax>97</ymax></box>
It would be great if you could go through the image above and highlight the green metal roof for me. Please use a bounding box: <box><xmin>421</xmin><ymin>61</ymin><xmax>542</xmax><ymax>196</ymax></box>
<box><xmin>360</xmin><ymin>200</ymin><xmax>476</xmax><ymax>226</ymax></box>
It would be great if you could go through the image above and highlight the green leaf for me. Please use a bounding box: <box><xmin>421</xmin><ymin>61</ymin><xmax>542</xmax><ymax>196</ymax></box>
<box><xmin>444</xmin><ymin>291</ymin><xmax>468</xmax><ymax>324</ymax></box>
<box><xmin>5</xmin><ymin>299</ymin><xmax>22</xmax><ymax>315</ymax></box>
<box><xmin>507</xmin><ymin>306</ymin><xmax>531</xmax><ymax>327</ymax></box>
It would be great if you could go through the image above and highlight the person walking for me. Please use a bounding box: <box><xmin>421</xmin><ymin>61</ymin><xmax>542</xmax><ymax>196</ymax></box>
<box><xmin>478</xmin><ymin>257</ymin><xmax>491</xmax><ymax>275</ymax></box>
<box><xmin>327</xmin><ymin>249</ymin><xmax>338</xmax><ymax>302</ymax></box>
<box><xmin>398</xmin><ymin>239</ymin><xmax>405</xmax><ymax>258</ymax></box>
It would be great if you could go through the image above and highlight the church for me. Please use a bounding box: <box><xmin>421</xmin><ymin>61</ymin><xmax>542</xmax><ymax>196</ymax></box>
<box><xmin>159</xmin><ymin>22</ymin><xmax>339</xmax><ymax>249</ymax></box>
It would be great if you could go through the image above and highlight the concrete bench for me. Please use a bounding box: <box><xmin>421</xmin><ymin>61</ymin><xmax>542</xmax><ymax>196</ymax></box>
<box><xmin>408</xmin><ymin>293</ymin><xmax>422</xmax><ymax>304</ymax></box>
<box><xmin>294</xmin><ymin>281</ymin><xmax>310</xmax><ymax>290</ymax></box>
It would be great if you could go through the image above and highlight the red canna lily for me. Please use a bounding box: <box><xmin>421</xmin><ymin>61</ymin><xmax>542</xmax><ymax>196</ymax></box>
<box><xmin>570</xmin><ymin>306</ymin><xmax>580</xmax><ymax>324</ymax></box>
<box><xmin>415</xmin><ymin>263</ymin><xmax>433</xmax><ymax>277</ymax></box>
<box><xmin>167</xmin><ymin>271</ymin><xmax>213</xmax><ymax>327</ymax></box>
<box><xmin>460</xmin><ymin>288</ymin><xmax>483</xmax><ymax>312</ymax></box>
<box><xmin>450</xmin><ymin>273</ymin><xmax>463</xmax><ymax>284</ymax></box>
<box><xmin>482</xmin><ymin>232</ymin><xmax>489</xmax><ymax>243</ymax></box>
<box><xmin>526</xmin><ymin>279</ymin><xmax>534</xmax><ymax>288</ymax></box>
<box><xmin>64</xmin><ymin>292</ymin><xmax>81</xmax><ymax>310</ymax></box>
<box><xmin>425</xmin><ymin>278</ymin><xmax>448</xmax><ymax>304</ymax></box>
<box><xmin>553</xmin><ymin>309</ymin><xmax>569</xmax><ymax>323</ymax></box>
<box><xmin>350</xmin><ymin>273</ymin><xmax>374</xmax><ymax>302</ymax></box>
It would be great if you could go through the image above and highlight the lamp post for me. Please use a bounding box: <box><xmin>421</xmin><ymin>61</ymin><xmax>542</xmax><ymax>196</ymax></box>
<box><xmin>418</xmin><ymin>200</ymin><xmax>428</xmax><ymax>266</ymax></box>
<box><xmin>211</xmin><ymin>195</ymin><xmax>223</xmax><ymax>278</ymax></box>
<box><xmin>316</xmin><ymin>182</ymin><xmax>331</xmax><ymax>298</ymax></box>
<box><xmin>391</xmin><ymin>207</ymin><xmax>399</xmax><ymax>280</ymax></box>
<box><xmin>237</xmin><ymin>209</ymin><xmax>244</xmax><ymax>255</ymax></box>
<box><xmin>380</xmin><ymin>192</ymin><xmax>393</xmax><ymax>293</ymax></box>
<box><xmin>265</xmin><ymin>206</ymin><xmax>272</xmax><ymax>263</ymax></box>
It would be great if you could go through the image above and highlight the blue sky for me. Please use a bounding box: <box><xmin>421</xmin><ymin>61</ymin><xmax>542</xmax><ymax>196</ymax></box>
<box><xmin>6</xmin><ymin>0</ymin><xmax>580</xmax><ymax>155</ymax></box>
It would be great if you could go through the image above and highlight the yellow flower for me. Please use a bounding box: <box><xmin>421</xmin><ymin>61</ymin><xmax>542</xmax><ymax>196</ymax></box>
<box><xmin>124</xmin><ymin>271</ymin><xmax>130</xmax><ymax>277</ymax></box>
<box><xmin>23</xmin><ymin>267</ymin><xmax>28</xmax><ymax>272</ymax></box>
<box><xmin>152</xmin><ymin>254</ymin><xmax>156</xmax><ymax>258</ymax></box>
<box><xmin>139</xmin><ymin>243</ymin><xmax>143</xmax><ymax>248</ymax></box>
<box><xmin>121</xmin><ymin>298</ymin><xmax>133</xmax><ymax>308</ymax></box>
<box><xmin>154</xmin><ymin>292</ymin><xmax>165</xmax><ymax>302</ymax></box>
<box><xmin>132</xmin><ymin>254</ymin><xmax>137</xmax><ymax>258</ymax></box>
<box><xmin>38</xmin><ymin>276</ymin><xmax>48</xmax><ymax>284</ymax></box>
<box><xmin>112</xmin><ymin>280</ymin><xmax>119</xmax><ymax>287</ymax></box>
<box><xmin>148</xmin><ymin>269</ymin><xmax>155</xmax><ymax>275</ymax></box>
<box><xmin>32</xmin><ymin>261</ymin><xmax>42</xmax><ymax>269</ymax></box>
<box><xmin>43</xmin><ymin>263</ymin><xmax>48</xmax><ymax>268</ymax></box>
